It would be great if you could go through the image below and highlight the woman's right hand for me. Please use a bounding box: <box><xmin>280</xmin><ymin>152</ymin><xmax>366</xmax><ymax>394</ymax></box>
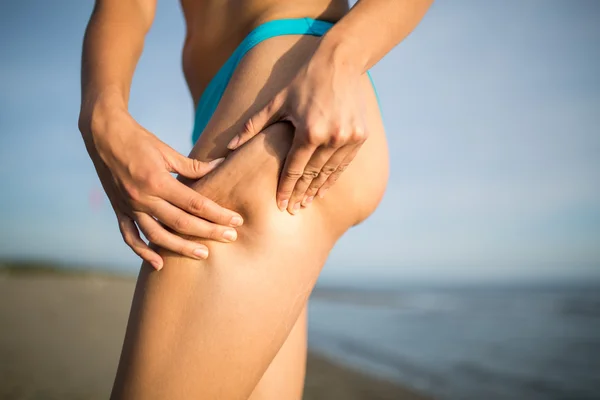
<box><xmin>79</xmin><ymin>103</ymin><xmax>243</xmax><ymax>270</ymax></box>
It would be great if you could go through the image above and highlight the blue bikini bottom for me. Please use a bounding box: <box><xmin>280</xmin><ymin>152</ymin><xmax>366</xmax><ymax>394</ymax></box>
<box><xmin>191</xmin><ymin>17</ymin><xmax>379</xmax><ymax>144</ymax></box>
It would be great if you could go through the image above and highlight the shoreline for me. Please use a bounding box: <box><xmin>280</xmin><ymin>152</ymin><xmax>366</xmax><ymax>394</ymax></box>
<box><xmin>0</xmin><ymin>265</ymin><xmax>430</xmax><ymax>400</ymax></box>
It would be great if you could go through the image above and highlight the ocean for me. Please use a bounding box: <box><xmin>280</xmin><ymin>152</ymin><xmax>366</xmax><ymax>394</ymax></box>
<box><xmin>308</xmin><ymin>283</ymin><xmax>600</xmax><ymax>400</ymax></box>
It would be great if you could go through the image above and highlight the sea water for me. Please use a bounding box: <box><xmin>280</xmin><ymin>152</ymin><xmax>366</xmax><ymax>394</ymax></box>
<box><xmin>307</xmin><ymin>283</ymin><xmax>600</xmax><ymax>399</ymax></box>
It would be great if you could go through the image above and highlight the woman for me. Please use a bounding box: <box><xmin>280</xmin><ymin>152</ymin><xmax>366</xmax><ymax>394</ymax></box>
<box><xmin>79</xmin><ymin>0</ymin><xmax>432</xmax><ymax>398</ymax></box>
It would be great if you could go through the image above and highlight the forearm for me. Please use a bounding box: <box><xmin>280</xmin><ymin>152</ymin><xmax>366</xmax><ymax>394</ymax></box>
<box><xmin>79</xmin><ymin>0</ymin><xmax>156</xmax><ymax>129</ymax></box>
<box><xmin>317</xmin><ymin>0</ymin><xmax>433</xmax><ymax>73</ymax></box>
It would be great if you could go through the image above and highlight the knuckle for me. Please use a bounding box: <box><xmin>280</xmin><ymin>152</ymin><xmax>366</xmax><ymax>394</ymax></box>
<box><xmin>127</xmin><ymin>243</ymin><xmax>141</xmax><ymax>256</ymax></box>
<box><xmin>132</xmin><ymin>248</ymin><xmax>145</xmax><ymax>258</ymax></box>
<box><xmin>121</xmin><ymin>231</ymin><xmax>133</xmax><ymax>247</ymax></box>
<box><xmin>122</xmin><ymin>183</ymin><xmax>141</xmax><ymax>203</ymax></box>
<box><xmin>328</xmin><ymin>172</ymin><xmax>341</xmax><ymax>183</ymax></box>
<box><xmin>308</xmin><ymin>180</ymin><xmax>322</xmax><ymax>190</ymax></box>
<box><xmin>329</xmin><ymin>130</ymin><xmax>346</xmax><ymax>147</ymax></box>
<box><xmin>119</xmin><ymin>225</ymin><xmax>131</xmax><ymax>241</ymax></box>
<box><xmin>302</xmin><ymin>168</ymin><xmax>320</xmax><ymax>180</ymax></box>
<box><xmin>118</xmin><ymin>219</ymin><xmax>134</xmax><ymax>243</ymax></box>
<box><xmin>337</xmin><ymin>162</ymin><xmax>350</xmax><ymax>173</ymax></box>
<box><xmin>155</xmin><ymin>177</ymin><xmax>167</xmax><ymax>191</ymax></box>
<box><xmin>144</xmin><ymin>228</ymin><xmax>161</xmax><ymax>244</ymax></box>
<box><xmin>306</xmin><ymin>125</ymin><xmax>327</xmax><ymax>145</ymax></box>
<box><xmin>240</xmin><ymin>115</ymin><xmax>261</xmax><ymax>140</ymax></box>
<box><xmin>145</xmin><ymin>177</ymin><xmax>163</xmax><ymax>193</ymax></box>
<box><xmin>173</xmin><ymin>215</ymin><xmax>191</xmax><ymax>232</ymax></box>
<box><xmin>242</xmin><ymin>118</ymin><xmax>255</xmax><ymax>136</ymax></box>
<box><xmin>321</xmin><ymin>164</ymin><xmax>337</xmax><ymax>175</ymax></box>
<box><xmin>266</xmin><ymin>97</ymin><xmax>279</xmax><ymax>115</ymax></box>
<box><xmin>176</xmin><ymin>242</ymin><xmax>188</xmax><ymax>256</ymax></box>
<box><xmin>304</xmin><ymin>133</ymin><xmax>320</xmax><ymax>146</ymax></box>
<box><xmin>278</xmin><ymin>187</ymin><xmax>293</xmax><ymax>197</ymax></box>
<box><xmin>117</xmin><ymin>217</ymin><xmax>128</xmax><ymax>232</ymax></box>
<box><xmin>189</xmin><ymin>196</ymin><xmax>206</xmax><ymax>213</ymax></box>
<box><xmin>284</xmin><ymin>169</ymin><xmax>303</xmax><ymax>180</ymax></box>
<box><xmin>191</xmin><ymin>159</ymin><xmax>205</xmax><ymax>175</ymax></box>
<box><xmin>208</xmin><ymin>227</ymin><xmax>222</xmax><ymax>241</ymax></box>
<box><xmin>353</xmin><ymin>125</ymin><xmax>367</xmax><ymax>141</ymax></box>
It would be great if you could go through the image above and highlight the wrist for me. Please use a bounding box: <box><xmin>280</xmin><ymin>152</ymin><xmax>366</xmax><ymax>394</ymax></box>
<box><xmin>315</xmin><ymin>27</ymin><xmax>367</xmax><ymax>76</ymax></box>
<box><xmin>79</xmin><ymin>87</ymin><xmax>128</xmax><ymax>139</ymax></box>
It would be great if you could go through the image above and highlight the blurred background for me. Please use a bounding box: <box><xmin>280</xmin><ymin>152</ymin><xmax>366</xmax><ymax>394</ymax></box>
<box><xmin>1</xmin><ymin>1</ymin><xmax>599</xmax><ymax>399</ymax></box>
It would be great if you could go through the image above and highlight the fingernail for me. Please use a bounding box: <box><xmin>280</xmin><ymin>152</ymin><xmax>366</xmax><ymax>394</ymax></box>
<box><xmin>151</xmin><ymin>260</ymin><xmax>163</xmax><ymax>270</ymax></box>
<box><xmin>306</xmin><ymin>196</ymin><xmax>314</xmax><ymax>204</ymax></box>
<box><xmin>227</xmin><ymin>136</ymin><xmax>239</xmax><ymax>149</ymax></box>
<box><xmin>294</xmin><ymin>202</ymin><xmax>301</xmax><ymax>211</ymax></box>
<box><xmin>230</xmin><ymin>215</ymin><xmax>243</xmax><ymax>226</ymax></box>
<box><xmin>278</xmin><ymin>199</ymin><xmax>288</xmax><ymax>211</ymax></box>
<box><xmin>223</xmin><ymin>229</ymin><xmax>237</xmax><ymax>241</ymax></box>
<box><xmin>319</xmin><ymin>188</ymin><xmax>328</xmax><ymax>199</ymax></box>
<box><xmin>193</xmin><ymin>248</ymin><xmax>208</xmax><ymax>259</ymax></box>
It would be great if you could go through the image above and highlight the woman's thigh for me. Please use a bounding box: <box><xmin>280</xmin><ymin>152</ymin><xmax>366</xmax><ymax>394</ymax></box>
<box><xmin>112</xmin><ymin>126</ymin><xmax>340</xmax><ymax>400</ymax></box>
<box><xmin>248</xmin><ymin>306</ymin><xmax>307</xmax><ymax>400</ymax></box>
<box><xmin>110</xmin><ymin>35</ymin><xmax>388</xmax><ymax>400</ymax></box>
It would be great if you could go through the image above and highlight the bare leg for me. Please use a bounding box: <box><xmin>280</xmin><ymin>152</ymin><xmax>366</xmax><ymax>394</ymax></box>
<box><xmin>110</xmin><ymin>34</ymin><xmax>388</xmax><ymax>400</ymax></box>
<box><xmin>248</xmin><ymin>306</ymin><xmax>307</xmax><ymax>400</ymax></box>
<box><xmin>110</xmin><ymin>126</ymin><xmax>341</xmax><ymax>399</ymax></box>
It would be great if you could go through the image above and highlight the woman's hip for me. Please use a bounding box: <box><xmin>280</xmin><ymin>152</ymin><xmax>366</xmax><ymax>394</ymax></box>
<box><xmin>185</xmin><ymin>28</ymin><xmax>389</xmax><ymax>238</ymax></box>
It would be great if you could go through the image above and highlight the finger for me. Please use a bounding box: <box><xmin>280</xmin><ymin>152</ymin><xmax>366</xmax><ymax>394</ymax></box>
<box><xmin>149</xmin><ymin>198</ymin><xmax>238</xmax><ymax>243</ymax></box>
<box><xmin>168</xmin><ymin>153</ymin><xmax>225</xmax><ymax>180</ymax></box>
<box><xmin>162</xmin><ymin>177</ymin><xmax>243</xmax><ymax>227</ymax></box>
<box><xmin>135</xmin><ymin>212</ymin><xmax>210</xmax><ymax>260</ymax></box>
<box><xmin>278</xmin><ymin>139</ymin><xmax>316</xmax><ymax>214</ymax></box>
<box><xmin>228</xmin><ymin>92</ymin><xmax>286</xmax><ymax>150</ymax></box>
<box><xmin>288</xmin><ymin>146</ymin><xmax>336</xmax><ymax>210</ymax></box>
<box><xmin>317</xmin><ymin>143</ymin><xmax>363</xmax><ymax>199</ymax></box>
<box><xmin>117</xmin><ymin>213</ymin><xmax>164</xmax><ymax>270</ymax></box>
<box><xmin>304</xmin><ymin>145</ymin><xmax>354</xmax><ymax>201</ymax></box>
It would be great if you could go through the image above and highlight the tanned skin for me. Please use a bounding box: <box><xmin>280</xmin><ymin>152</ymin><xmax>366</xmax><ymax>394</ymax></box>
<box><xmin>79</xmin><ymin>0</ymin><xmax>433</xmax><ymax>398</ymax></box>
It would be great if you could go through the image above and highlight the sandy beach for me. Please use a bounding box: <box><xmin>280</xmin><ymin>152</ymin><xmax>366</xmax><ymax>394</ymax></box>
<box><xmin>0</xmin><ymin>265</ymin><xmax>430</xmax><ymax>400</ymax></box>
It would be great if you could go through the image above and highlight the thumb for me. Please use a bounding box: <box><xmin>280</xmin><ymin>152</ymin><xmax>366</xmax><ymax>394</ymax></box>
<box><xmin>169</xmin><ymin>152</ymin><xmax>225</xmax><ymax>179</ymax></box>
<box><xmin>227</xmin><ymin>91</ymin><xmax>285</xmax><ymax>150</ymax></box>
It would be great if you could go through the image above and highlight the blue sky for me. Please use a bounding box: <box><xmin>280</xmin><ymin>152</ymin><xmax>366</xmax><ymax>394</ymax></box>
<box><xmin>1</xmin><ymin>1</ymin><xmax>599</xmax><ymax>283</ymax></box>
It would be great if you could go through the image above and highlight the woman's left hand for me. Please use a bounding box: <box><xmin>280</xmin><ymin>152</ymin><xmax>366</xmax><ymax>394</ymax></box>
<box><xmin>226</xmin><ymin>48</ymin><xmax>369</xmax><ymax>214</ymax></box>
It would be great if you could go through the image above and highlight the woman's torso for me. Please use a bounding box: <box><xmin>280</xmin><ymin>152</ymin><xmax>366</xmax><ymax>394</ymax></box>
<box><xmin>180</xmin><ymin>0</ymin><xmax>349</xmax><ymax>104</ymax></box>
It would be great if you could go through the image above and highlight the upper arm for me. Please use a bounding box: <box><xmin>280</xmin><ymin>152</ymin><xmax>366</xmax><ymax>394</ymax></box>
<box><xmin>93</xmin><ymin>0</ymin><xmax>157</xmax><ymax>32</ymax></box>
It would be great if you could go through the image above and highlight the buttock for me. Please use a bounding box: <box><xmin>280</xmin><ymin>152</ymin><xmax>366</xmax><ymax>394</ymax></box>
<box><xmin>185</xmin><ymin>21</ymin><xmax>390</xmax><ymax>230</ymax></box>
